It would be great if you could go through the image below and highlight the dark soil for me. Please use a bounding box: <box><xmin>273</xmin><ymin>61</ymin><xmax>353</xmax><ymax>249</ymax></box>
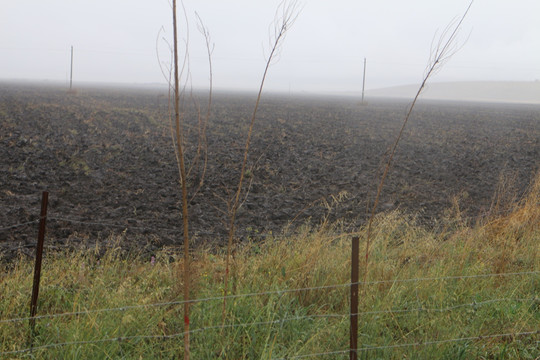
<box><xmin>1</xmin><ymin>83</ymin><xmax>539</xmax><ymax>260</ymax></box>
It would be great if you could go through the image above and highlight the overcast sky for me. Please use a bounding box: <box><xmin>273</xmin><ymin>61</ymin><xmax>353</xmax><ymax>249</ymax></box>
<box><xmin>1</xmin><ymin>0</ymin><xmax>539</xmax><ymax>94</ymax></box>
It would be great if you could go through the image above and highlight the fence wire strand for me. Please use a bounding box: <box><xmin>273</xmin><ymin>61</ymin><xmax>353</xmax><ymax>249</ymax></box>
<box><xmin>1</xmin><ymin>296</ymin><xmax>535</xmax><ymax>326</ymax></box>
<box><xmin>48</xmin><ymin>216</ymin><xmax>182</xmax><ymax>234</ymax></box>
<box><xmin>1</xmin><ymin>271</ymin><xmax>538</xmax><ymax>324</ymax></box>
<box><xmin>354</xmin><ymin>330</ymin><xmax>540</xmax><ymax>353</ymax></box>
<box><xmin>0</xmin><ymin>314</ymin><xmax>340</xmax><ymax>356</ymax></box>
<box><xmin>3</xmin><ymin>330</ymin><xmax>537</xmax><ymax>357</ymax></box>
<box><xmin>274</xmin><ymin>350</ymin><xmax>349</xmax><ymax>359</ymax></box>
<box><xmin>0</xmin><ymin>220</ymin><xmax>39</xmax><ymax>231</ymax></box>
<box><xmin>273</xmin><ymin>331</ymin><xmax>540</xmax><ymax>359</ymax></box>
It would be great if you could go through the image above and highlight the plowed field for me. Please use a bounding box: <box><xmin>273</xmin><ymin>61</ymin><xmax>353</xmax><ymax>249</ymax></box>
<box><xmin>1</xmin><ymin>83</ymin><xmax>538</xmax><ymax>260</ymax></box>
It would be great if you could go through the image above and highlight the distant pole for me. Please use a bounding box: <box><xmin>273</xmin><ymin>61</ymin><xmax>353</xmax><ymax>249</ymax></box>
<box><xmin>361</xmin><ymin>58</ymin><xmax>366</xmax><ymax>104</ymax></box>
<box><xmin>70</xmin><ymin>46</ymin><xmax>74</xmax><ymax>91</ymax></box>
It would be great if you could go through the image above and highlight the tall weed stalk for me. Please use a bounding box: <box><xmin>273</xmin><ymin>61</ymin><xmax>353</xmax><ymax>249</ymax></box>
<box><xmin>222</xmin><ymin>1</ymin><xmax>300</xmax><ymax>321</ymax></box>
<box><xmin>171</xmin><ymin>1</ymin><xmax>191</xmax><ymax>357</ymax></box>
<box><xmin>169</xmin><ymin>1</ymin><xmax>213</xmax><ymax>358</ymax></box>
<box><xmin>363</xmin><ymin>1</ymin><xmax>474</xmax><ymax>285</ymax></box>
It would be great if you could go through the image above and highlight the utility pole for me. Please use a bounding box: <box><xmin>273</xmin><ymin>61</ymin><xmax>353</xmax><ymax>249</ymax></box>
<box><xmin>361</xmin><ymin>58</ymin><xmax>366</xmax><ymax>104</ymax></box>
<box><xmin>69</xmin><ymin>46</ymin><xmax>74</xmax><ymax>91</ymax></box>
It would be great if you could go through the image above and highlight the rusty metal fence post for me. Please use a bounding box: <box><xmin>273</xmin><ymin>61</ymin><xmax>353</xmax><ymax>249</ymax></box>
<box><xmin>350</xmin><ymin>236</ymin><xmax>359</xmax><ymax>360</ymax></box>
<box><xmin>29</xmin><ymin>191</ymin><xmax>49</xmax><ymax>334</ymax></box>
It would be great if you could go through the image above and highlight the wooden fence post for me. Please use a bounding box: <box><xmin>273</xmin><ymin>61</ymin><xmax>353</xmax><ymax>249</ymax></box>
<box><xmin>29</xmin><ymin>191</ymin><xmax>49</xmax><ymax>335</ymax></box>
<box><xmin>350</xmin><ymin>236</ymin><xmax>359</xmax><ymax>360</ymax></box>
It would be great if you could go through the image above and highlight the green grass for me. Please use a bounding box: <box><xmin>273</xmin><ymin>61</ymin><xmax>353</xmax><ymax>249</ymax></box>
<box><xmin>1</xmin><ymin>175</ymin><xmax>539</xmax><ymax>359</ymax></box>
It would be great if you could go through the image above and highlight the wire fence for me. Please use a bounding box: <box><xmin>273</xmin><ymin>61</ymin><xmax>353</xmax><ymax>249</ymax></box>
<box><xmin>1</xmin><ymin>278</ymin><xmax>538</xmax><ymax>356</ymax></box>
<box><xmin>2</xmin><ymin>212</ymin><xmax>539</xmax><ymax>358</ymax></box>
<box><xmin>1</xmin><ymin>271</ymin><xmax>537</xmax><ymax>325</ymax></box>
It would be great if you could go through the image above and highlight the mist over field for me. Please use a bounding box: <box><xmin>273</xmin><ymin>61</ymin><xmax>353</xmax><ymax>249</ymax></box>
<box><xmin>1</xmin><ymin>1</ymin><xmax>539</xmax><ymax>93</ymax></box>
<box><xmin>365</xmin><ymin>81</ymin><xmax>540</xmax><ymax>104</ymax></box>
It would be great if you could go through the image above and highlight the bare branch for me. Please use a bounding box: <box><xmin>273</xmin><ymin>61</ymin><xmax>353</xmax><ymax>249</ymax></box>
<box><xmin>188</xmin><ymin>13</ymin><xmax>214</xmax><ymax>201</ymax></box>
<box><xmin>267</xmin><ymin>1</ymin><xmax>301</xmax><ymax>65</ymax></box>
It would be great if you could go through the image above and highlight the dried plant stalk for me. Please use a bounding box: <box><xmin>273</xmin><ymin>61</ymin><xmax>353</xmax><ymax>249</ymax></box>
<box><xmin>222</xmin><ymin>0</ymin><xmax>300</xmax><ymax>322</ymax></box>
<box><xmin>363</xmin><ymin>1</ymin><xmax>474</xmax><ymax>285</ymax></box>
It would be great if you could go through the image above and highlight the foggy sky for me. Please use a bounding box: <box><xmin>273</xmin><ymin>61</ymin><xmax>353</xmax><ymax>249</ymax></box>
<box><xmin>1</xmin><ymin>0</ymin><xmax>539</xmax><ymax>94</ymax></box>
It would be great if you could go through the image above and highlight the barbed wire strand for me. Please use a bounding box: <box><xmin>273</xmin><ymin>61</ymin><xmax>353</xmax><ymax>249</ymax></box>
<box><xmin>3</xmin><ymin>330</ymin><xmax>537</xmax><ymax>357</ymax></box>
<box><xmin>274</xmin><ymin>330</ymin><xmax>540</xmax><ymax>359</ymax></box>
<box><xmin>0</xmin><ymin>283</ymin><xmax>350</xmax><ymax>324</ymax></box>
<box><xmin>0</xmin><ymin>314</ymin><xmax>342</xmax><ymax>356</ymax></box>
<box><xmin>1</xmin><ymin>296</ymin><xmax>536</xmax><ymax>332</ymax></box>
<box><xmin>274</xmin><ymin>350</ymin><xmax>349</xmax><ymax>359</ymax></box>
<box><xmin>358</xmin><ymin>297</ymin><xmax>536</xmax><ymax>316</ymax></box>
<box><xmin>0</xmin><ymin>270</ymin><xmax>538</xmax><ymax>324</ymax></box>
<box><xmin>3</xmin><ymin>215</ymin><xmax>273</xmax><ymax>239</ymax></box>
<box><xmin>359</xmin><ymin>270</ymin><xmax>539</xmax><ymax>284</ymax></box>
<box><xmin>0</xmin><ymin>297</ymin><xmax>534</xmax><ymax>331</ymax></box>
<box><xmin>356</xmin><ymin>330</ymin><xmax>540</xmax><ymax>353</ymax></box>
<box><xmin>0</xmin><ymin>220</ymin><xmax>39</xmax><ymax>231</ymax></box>
<box><xmin>48</xmin><ymin>216</ymin><xmax>182</xmax><ymax>234</ymax></box>
<box><xmin>47</xmin><ymin>215</ymin><xmax>274</xmax><ymax>238</ymax></box>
